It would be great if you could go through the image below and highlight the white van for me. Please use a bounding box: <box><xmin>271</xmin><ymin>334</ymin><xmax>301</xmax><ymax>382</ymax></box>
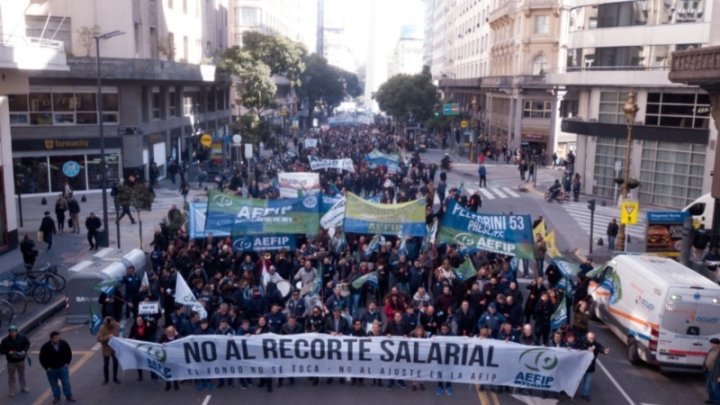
<box><xmin>589</xmin><ymin>254</ymin><xmax>720</xmax><ymax>372</ymax></box>
<box><xmin>683</xmin><ymin>193</ymin><xmax>714</xmax><ymax>229</ymax></box>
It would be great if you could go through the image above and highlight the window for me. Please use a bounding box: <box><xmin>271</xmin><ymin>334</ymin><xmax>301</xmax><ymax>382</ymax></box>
<box><xmin>149</xmin><ymin>27</ymin><xmax>158</xmax><ymax>59</ymax></box>
<box><xmin>183</xmin><ymin>93</ymin><xmax>197</xmax><ymax>116</ymax></box>
<box><xmin>639</xmin><ymin>141</ymin><xmax>705</xmax><ymax>208</ymax></box>
<box><xmin>216</xmin><ymin>88</ymin><xmax>226</xmax><ymax>111</ymax></box>
<box><xmin>592</xmin><ymin>137</ymin><xmax>627</xmax><ymax>198</ymax></box>
<box><xmin>25</xmin><ymin>16</ymin><xmax>71</xmax><ymax>51</ymax></box>
<box><xmin>534</xmin><ymin>15</ymin><xmax>549</xmax><ymax>34</ymax></box>
<box><xmin>168</xmin><ymin>32</ymin><xmax>175</xmax><ymax>61</ymax></box>
<box><xmin>8</xmin><ymin>89</ymin><xmax>119</xmax><ymax>126</ymax></box>
<box><xmin>523</xmin><ymin>100</ymin><xmax>552</xmax><ymax>119</ymax></box>
<box><xmin>152</xmin><ymin>87</ymin><xmax>162</xmax><ymax>119</ymax></box>
<box><xmin>598</xmin><ymin>91</ymin><xmax>630</xmax><ymax>124</ymax></box>
<box><xmin>237</xmin><ymin>6</ymin><xmax>260</xmax><ymax>26</ymax></box>
<box><xmin>168</xmin><ymin>0</ymin><xmax>173</xmax><ymax>9</ymax></box>
<box><xmin>207</xmin><ymin>88</ymin><xmax>216</xmax><ymax>112</ymax></box>
<box><xmin>182</xmin><ymin>0</ymin><xmax>187</xmax><ymax>14</ymax></box>
<box><xmin>169</xmin><ymin>87</ymin><xmax>177</xmax><ymax>117</ymax></box>
<box><xmin>645</xmin><ymin>92</ymin><xmax>710</xmax><ymax>129</ymax></box>
<box><xmin>531</xmin><ymin>55</ymin><xmax>547</xmax><ymax>75</ymax></box>
<box><xmin>183</xmin><ymin>36</ymin><xmax>189</xmax><ymax>62</ymax></box>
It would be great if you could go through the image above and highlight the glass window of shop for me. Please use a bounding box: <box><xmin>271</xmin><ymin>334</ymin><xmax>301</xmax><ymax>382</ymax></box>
<box><xmin>87</xmin><ymin>152</ymin><xmax>121</xmax><ymax>189</ymax></box>
<box><xmin>13</xmin><ymin>157</ymin><xmax>50</xmax><ymax>194</ymax></box>
<box><xmin>598</xmin><ymin>91</ymin><xmax>630</xmax><ymax>124</ymax></box>
<box><xmin>13</xmin><ymin>153</ymin><xmax>121</xmax><ymax>195</ymax></box>
<box><xmin>592</xmin><ymin>137</ymin><xmax>627</xmax><ymax>198</ymax></box>
<box><xmin>639</xmin><ymin>141</ymin><xmax>705</xmax><ymax>208</ymax></box>
<box><xmin>49</xmin><ymin>155</ymin><xmax>87</xmax><ymax>193</ymax></box>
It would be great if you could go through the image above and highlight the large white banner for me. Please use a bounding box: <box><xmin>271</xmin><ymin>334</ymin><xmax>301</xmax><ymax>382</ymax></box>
<box><xmin>304</xmin><ymin>138</ymin><xmax>318</xmax><ymax>149</ymax></box>
<box><xmin>277</xmin><ymin>172</ymin><xmax>321</xmax><ymax>198</ymax></box>
<box><xmin>308</xmin><ymin>156</ymin><xmax>355</xmax><ymax>173</ymax></box>
<box><xmin>320</xmin><ymin>197</ymin><xmax>345</xmax><ymax>230</ymax></box>
<box><xmin>109</xmin><ymin>334</ymin><xmax>592</xmax><ymax>395</ymax></box>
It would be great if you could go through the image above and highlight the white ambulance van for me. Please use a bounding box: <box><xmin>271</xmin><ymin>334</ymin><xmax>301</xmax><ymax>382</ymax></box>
<box><xmin>683</xmin><ymin>193</ymin><xmax>713</xmax><ymax>229</ymax></box>
<box><xmin>589</xmin><ymin>254</ymin><xmax>720</xmax><ymax>371</ymax></box>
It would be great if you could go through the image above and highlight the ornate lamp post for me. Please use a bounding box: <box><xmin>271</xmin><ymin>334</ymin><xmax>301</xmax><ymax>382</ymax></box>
<box><xmin>615</xmin><ymin>92</ymin><xmax>639</xmax><ymax>251</ymax></box>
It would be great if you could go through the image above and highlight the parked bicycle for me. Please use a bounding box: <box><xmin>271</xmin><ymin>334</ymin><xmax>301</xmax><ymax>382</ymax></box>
<box><xmin>18</xmin><ymin>262</ymin><xmax>67</xmax><ymax>293</ymax></box>
<box><xmin>0</xmin><ymin>280</ymin><xmax>28</xmax><ymax>316</ymax></box>
<box><xmin>9</xmin><ymin>270</ymin><xmax>52</xmax><ymax>304</ymax></box>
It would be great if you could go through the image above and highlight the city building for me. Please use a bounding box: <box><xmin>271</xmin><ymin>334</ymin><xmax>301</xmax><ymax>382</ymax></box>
<box><xmin>7</xmin><ymin>0</ymin><xmax>231</xmax><ymax>203</ymax></box>
<box><xmin>1</xmin><ymin>1</ymin><xmax>69</xmax><ymax>252</ymax></box>
<box><xmin>548</xmin><ymin>0</ymin><xmax>719</xmax><ymax>208</ymax></box>
<box><xmin>317</xmin><ymin>0</ymin><xmax>356</xmax><ymax>73</ymax></box>
<box><xmin>388</xmin><ymin>25</ymin><xmax>424</xmax><ymax>78</ymax></box>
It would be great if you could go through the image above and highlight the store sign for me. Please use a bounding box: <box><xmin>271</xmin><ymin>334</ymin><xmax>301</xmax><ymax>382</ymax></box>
<box><xmin>645</xmin><ymin>211</ymin><xmax>688</xmax><ymax>257</ymax></box>
<box><xmin>44</xmin><ymin>139</ymin><xmax>90</xmax><ymax>150</ymax></box>
<box><xmin>62</xmin><ymin>161</ymin><xmax>81</xmax><ymax>178</ymax></box>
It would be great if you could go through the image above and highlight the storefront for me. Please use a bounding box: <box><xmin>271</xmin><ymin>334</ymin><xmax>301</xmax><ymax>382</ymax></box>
<box><xmin>12</xmin><ymin>137</ymin><xmax>123</xmax><ymax>196</ymax></box>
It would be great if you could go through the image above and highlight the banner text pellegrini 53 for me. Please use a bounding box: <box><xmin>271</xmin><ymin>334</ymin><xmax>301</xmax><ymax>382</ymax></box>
<box><xmin>110</xmin><ymin>333</ymin><xmax>592</xmax><ymax>395</ymax></box>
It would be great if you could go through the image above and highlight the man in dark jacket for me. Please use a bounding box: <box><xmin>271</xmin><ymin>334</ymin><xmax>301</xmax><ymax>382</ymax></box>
<box><xmin>576</xmin><ymin>332</ymin><xmax>609</xmax><ymax>401</ymax></box>
<box><xmin>39</xmin><ymin>331</ymin><xmax>76</xmax><ymax>403</ymax></box>
<box><xmin>85</xmin><ymin>212</ymin><xmax>102</xmax><ymax>251</ymax></box>
<box><xmin>454</xmin><ymin>300</ymin><xmax>477</xmax><ymax>336</ymax></box>
<box><xmin>19</xmin><ymin>235</ymin><xmax>38</xmax><ymax>269</ymax></box>
<box><xmin>0</xmin><ymin>325</ymin><xmax>30</xmax><ymax>397</ymax></box>
<box><xmin>39</xmin><ymin>211</ymin><xmax>57</xmax><ymax>251</ymax></box>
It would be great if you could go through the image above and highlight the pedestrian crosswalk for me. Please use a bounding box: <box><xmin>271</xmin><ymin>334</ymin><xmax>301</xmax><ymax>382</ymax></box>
<box><xmin>563</xmin><ymin>201</ymin><xmax>646</xmax><ymax>243</ymax></box>
<box><xmin>433</xmin><ymin>186</ymin><xmax>527</xmax><ymax>205</ymax></box>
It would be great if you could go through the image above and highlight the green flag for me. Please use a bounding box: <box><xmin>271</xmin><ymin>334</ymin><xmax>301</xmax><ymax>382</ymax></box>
<box><xmin>93</xmin><ymin>279</ymin><xmax>118</xmax><ymax>295</ymax></box>
<box><xmin>453</xmin><ymin>256</ymin><xmax>477</xmax><ymax>281</ymax></box>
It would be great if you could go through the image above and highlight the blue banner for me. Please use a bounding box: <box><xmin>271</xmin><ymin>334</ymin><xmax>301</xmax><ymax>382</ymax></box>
<box><xmin>646</xmin><ymin>211</ymin><xmax>688</xmax><ymax>224</ymax></box>
<box><xmin>233</xmin><ymin>235</ymin><xmax>296</xmax><ymax>252</ymax></box>
<box><xmin>437</xmin><ymin>200</ymin><xmax>534</xmax><ymax>259</ymax></box>
<box><xmin>321</xmin><ymin>194</ymin><xmax>343</xmax><ymax>215</ymax></box>
<box><xmin>206</xmin><ymin>191</ymin><xmax>320</xmax><ymax>236</ymax></box>
<box><xmin>365</xmin><ymin>150</ymin><xmax>401</xmax><ymax>173</ymax></box>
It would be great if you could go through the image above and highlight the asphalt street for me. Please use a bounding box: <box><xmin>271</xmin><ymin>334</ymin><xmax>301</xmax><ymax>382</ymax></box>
<box><xmin>0</xmin><ymin>150</ymin><xmax>708</xmax><ymax>405</ymax></box>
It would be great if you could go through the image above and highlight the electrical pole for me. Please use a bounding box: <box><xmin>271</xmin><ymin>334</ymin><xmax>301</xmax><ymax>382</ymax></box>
<box><xmin>588</xmin><ymin>199</ymin><xmax>596</xmax><ymax>254</ymax></box>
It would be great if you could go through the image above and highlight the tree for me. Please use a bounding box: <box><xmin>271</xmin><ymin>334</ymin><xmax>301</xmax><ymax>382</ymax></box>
<box><xmin>218</xmin><ymin>46</ymin><xmax>277</xmax><ymax>117</ymax></box>
<box><xmin>115</xmin><ymin>182</ymin><xmax>155</xmax><ymax>249</ymax></box>
<box><xmin>298</xmin><ymin>54</ymin><xmax>346</xmax><ymax>126</ymax></box>
<box><xmin>375</xmin><ymin>66</ymin><xmax>439</xmax><ymax>133</ymax></box>
<box><xmin>241</xmin><ymin>32</ymin><xmax>307</xmax><ymax>86</ymax></box>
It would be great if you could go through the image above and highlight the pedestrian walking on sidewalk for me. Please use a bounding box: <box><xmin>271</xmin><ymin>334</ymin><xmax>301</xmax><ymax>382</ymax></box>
<box><xmin>85</xmin><ymin>212</ymin><xmax>102</xmax><ymax>251</ymax></box>
<box><xmin>39</xmin><ymin>211</ymin><xmax>57</xmax><ymax>251</ymax></box>
<box><xmin>607</xmin><ymin>219</ymin><xmax>619</xmax><ymax>250</ymax></box>
<box><xmin>0</xmin><ymin>325</ymin><xmax>30</xmax><ymax>397</ymax></box>
<box><xmin>478</xmin><ymin>164</ymin><xmax>487</xmax><ymax>187</ymax></box>
<box><xmin>67</xmin><ymin>197</ymin><xmax>81</xmax><ymax>233</ymax></box>
<box><xmin>54</xmin><ymin>195</ymin><xmax>67</xmax><ymax>233</ymax></box>
<box><xmin>39</xmin><ymin>331</ymin><xmax>76</xmax><ymax>403</ymax></box>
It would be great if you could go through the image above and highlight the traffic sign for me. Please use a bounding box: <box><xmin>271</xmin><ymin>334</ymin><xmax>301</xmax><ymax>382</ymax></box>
<box><xmin>62</xmin><ymin>161</ymin><xmax>80</xmax><ymax>177</ymax></box>
<box><xmin>620</xmin><ymin>201</ymin><xmax>639</xmax><ymax>224</ymax></box>
<box><xmin>232</xmin><ymin>134</ymin><xmax>242</xmax><ymax>144</ymax></box>
<box><xmin>442</xmin><ymin>103</ymin><xmax>460</xmax><ymax>116</ymax></box>
<box><xmin>200</xmin><ymin>133</ymin><xmax>212</xmax><ymax>147</ymax></box>
<box><xmin>460</xmin><ymin>120</ymin><xmax>469</xmax><ymax>129</ymax></box>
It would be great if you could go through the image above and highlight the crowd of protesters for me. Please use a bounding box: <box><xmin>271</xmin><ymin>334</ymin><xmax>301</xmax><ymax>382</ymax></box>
<box><xmin>94</xmin><ymin>124</ymin><xmax>604</xmax><ymax>400</ymax></box>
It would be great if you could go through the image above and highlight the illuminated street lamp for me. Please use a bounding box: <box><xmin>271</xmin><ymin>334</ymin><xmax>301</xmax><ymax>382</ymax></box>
<box><xmin>615</xmin><ymin>92</ymin><xmax>639</xmax><ymax>252</ymax></box>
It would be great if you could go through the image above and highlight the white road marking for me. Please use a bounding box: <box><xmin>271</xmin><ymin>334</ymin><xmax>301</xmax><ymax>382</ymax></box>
<box><xmin>492</xmin><ymin>188</ymin><xmax>508</xmax><ymax>198</ymax></box>
<box><xmin>510</xmin><ymin>394</ymin><xmax>558</xmax><ymax>405</ymax></box>
<box><xmin>91</xmin><ymin>343</ymin><xmax>101</xmax><ymax>351</ymax></box>
<box><xmin>503</xmin><ymin>187</ymin><xmax>520</xmax><ymax>198</ymax></box>
<box><xmin>478</xmin><ymin>188</ymin><xmax>496</xmax><ymax>200</ymax></box>
<box><xmin>201</xmin><ymin>395</ymin><xmax>212</xmax><ymax>405</ymax></box>
<box><xmin>93</xmin><ymin>248</ymin><xmax>114</xmax><ymax>258</ymax></box>
<box><xmin>597</xmin><ymin>359</ymin><xmax>636</xmax><ymax>405</ymax></box>
<box><xmin>68</xmin><ymin>260</ymin><xmax>93</xmax><ymax>272</ymax></box>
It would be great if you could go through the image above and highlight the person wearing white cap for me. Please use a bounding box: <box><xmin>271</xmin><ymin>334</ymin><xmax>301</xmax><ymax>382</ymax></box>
<box><xmin>0</xmin><ymin>325</ymin><xmax>30</xmax><ymax>397</ymax></box>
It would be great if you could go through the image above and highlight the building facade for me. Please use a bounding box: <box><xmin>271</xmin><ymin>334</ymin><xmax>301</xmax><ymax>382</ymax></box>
<box><xmin>1</xmin><ymin>0</ymin><xmax>69</xmax><ymax>252</ymax></box>
<box><xmin>8</xmin><ymin>0</ymin><xmax>231</xmax><ymax>200</ymax></box>
<box><xmin>548</xmin><ymin>0</ymin><xmax>718</xmax><ymax>208</ymax></box>
<box><xmin>388</xmin><ymin>26</ymin><xmax>424</xmax><ymax>78</ymax></box>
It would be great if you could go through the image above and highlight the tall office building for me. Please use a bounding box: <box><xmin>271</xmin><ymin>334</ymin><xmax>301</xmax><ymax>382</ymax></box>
<box><xmin>548</xmin><ymin>0</ymin><xmax>719</xmax><ymax>208</ymax></box>
<box><xmin>388</xmin><ymin>25</ymin><xmax>424</xmax><ymax>78</ymax></box>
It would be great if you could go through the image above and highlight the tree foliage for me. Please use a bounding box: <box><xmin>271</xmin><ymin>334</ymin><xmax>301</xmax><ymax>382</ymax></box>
<box><xmin>241</xmin><ymin>31</ymin><xmax>307</xmax><ymax>86</ymax></box>
<box><xmin>375</xmin><ymin>66</ymin><xmax>438</xmax><ymax>127</ymax></box>
<box><xmin>297</xmin><ymin>54</ymin><xmax>362</xmax><ymax>124</ymax></box>
<box><xmin>115</xmin><ymin>183</ymin><xmax>155</xmax><ymax>212</ymax></box>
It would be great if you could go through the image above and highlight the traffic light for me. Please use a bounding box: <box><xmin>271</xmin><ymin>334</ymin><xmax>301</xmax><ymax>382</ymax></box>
<box><xmin>587</xmin><ymin>199</ymin><xmax>596</xmax><ymax>212</ymax></box>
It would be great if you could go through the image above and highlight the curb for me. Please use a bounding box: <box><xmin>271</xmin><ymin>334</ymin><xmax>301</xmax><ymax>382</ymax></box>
<box><xmin>0</xmin><ymin>296</ymin><xmax>67</xmax><ymax>342</ymax></box>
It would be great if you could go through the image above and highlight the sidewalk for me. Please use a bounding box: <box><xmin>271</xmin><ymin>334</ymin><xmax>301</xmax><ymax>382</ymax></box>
<box><xmin>0</xmin><ymin>179</ymin><xmax>208</xmax><ymax>339</ymax></box>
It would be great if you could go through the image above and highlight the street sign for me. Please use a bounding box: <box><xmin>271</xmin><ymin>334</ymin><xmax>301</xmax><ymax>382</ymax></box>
<box><xmin>279</xmin><ymin>107</ymin><xmax>289</xmax><ymax>116</ymax></box>
<box><xmin>442</xmin><ymin>103</ymin><xmax>460</xmax><ymax>116</ymax></box>
<box><xmin>460</xmin><ymin>120</ymin><xmax>469</xmax><ymax>129</ymax></box>
<box><xmin>200</xmin><ymin>133</ymin><xmax>212</xmax><ymax>147</ymax></box>
<box><xmin>620</xmin><ymin>200</ymin><xmax>639</xmax><ymax>224</ymax></box>
<box><xmin>232</xmin><ymin>134</ymin><xmax>242</xmax><ymax>144</ymax></box>
<box><xmin>62</xmin><ymin>161</ymin><xmax>80</xmax><ymax>177</ymax></box>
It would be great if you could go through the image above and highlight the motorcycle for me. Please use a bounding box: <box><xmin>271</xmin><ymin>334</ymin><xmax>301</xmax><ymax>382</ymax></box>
<box><xmin>545</xmin><ymin>190</ymin><xmax>564</xmax><ymax>204</ymax></box>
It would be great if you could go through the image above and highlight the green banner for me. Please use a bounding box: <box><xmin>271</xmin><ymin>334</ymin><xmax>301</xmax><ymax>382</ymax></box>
<box><xmin>343</xmin><ymin>193</ymin><xmax>426</xmax><ymax>236</ymax></box>
<box><xmin>205</xmin><ymin>191</ymin><xmax>320</xmax><ymax>235</ymax></box>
